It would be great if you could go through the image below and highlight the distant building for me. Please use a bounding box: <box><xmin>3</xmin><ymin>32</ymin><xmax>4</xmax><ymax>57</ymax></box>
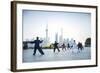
<box><xmin>59</xmin><ymin>28</ymin><xmax>63</xmax><ymax>45</ymax></box>
<box><xmin>55</xmin><ymin>32</ymin><xmax>58</xmax><ymax>42</ymax></box>
<box><xmin>46</xmin><ymin>24</ymin><xmax>48</xmax><ymax>44</ymax></box>
<box><xmin>41</xmin><ymin>24</ymin><xmax>50</xmax><ymax>47</ymax></box>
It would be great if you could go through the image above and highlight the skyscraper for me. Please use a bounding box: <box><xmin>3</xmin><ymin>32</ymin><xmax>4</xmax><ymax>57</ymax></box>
<box><xmin>59</xmin><ymin>28</ymin><xmax>63</xmax><ymax>44</ymax></box>
<box><xmin>45</xmin><ymin>23</ymin><xmax>50</xmax><ymax>47</ymax></box>
<box><xmin>46</xmin><ymin>24</ymin><xmax>48</xmax><ymax>42</ymax></box>
<box><xmin>55</xmin><ymin>32</ymin><xmax>58</xmax><ymax>42</ymax></box>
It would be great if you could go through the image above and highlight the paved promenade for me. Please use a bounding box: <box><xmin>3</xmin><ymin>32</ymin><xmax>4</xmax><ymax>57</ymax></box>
<box><xmin>23</xmin><ymin>47</ymin><xmax>91</xmax><ymax>63</ymax></box>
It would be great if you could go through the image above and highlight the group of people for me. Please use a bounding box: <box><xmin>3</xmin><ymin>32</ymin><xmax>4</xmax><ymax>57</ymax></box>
<box><xmin>53</xmin><ymin>40</ymin><xmax>84</xmax><ymax>53</ymax></box>
<box><xmin>30</xmin><ymin>37</ymin><xmax>84</xmax><ymax>56</ymax></box>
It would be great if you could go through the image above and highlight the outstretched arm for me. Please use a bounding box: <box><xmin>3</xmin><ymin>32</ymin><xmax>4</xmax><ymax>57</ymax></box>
<box><xmin>40</xmin><ymin>40</ymin><xmax>43</xmax><ymax>43</ymax></box>
<box><xmin>29</xmin><ymin>40</ymin><xmax>35</xmax><ymax>43</ymax></box>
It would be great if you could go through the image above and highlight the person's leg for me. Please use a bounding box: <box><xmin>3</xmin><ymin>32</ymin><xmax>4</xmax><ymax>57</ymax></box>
<box><xmin>54</xmin><ymin>47</ymin><xmax>56</xmax><ymax>52</ymax></box>
<box><xmin>65</xmin><ymin>47</ymin><xmax>66</xmax><ymax>51</ymax></box>
<box><xmin>62</xmin><ymin>47</ymin><xmax>63</xmax><ymax>50</ymax></box>
<box><xmin>78</xmin><ymin>46</ymin><xmax>79</xmax><ymax>50</ymax></box>
<box><xmin>38</xmin><ymin>47</ymin><xmax>44</xmax><ymax>55</ymax></box>
<box><xmin>78</xmin><ymin>47</ymin><xmax>81</xmax><ymax>53</ymax></box>
<box><xmin>33</xmin><ymin>48</ymin><xmax>37</xmax><ymax>55</ymax></box>
<box><xmin>57</xmin><ymin>47</ymin><xmax>60</xmax><ymax>52</ymax></box>
<box><xmin>80</xmin><ymin>46</ymin><xmax>83</xmax><ymax>51</ymax></box>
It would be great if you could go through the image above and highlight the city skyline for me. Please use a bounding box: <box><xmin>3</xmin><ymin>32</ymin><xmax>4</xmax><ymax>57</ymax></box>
<box><xmin>23</xmin><ymin>10</ymin><xmax>91</xmax><ymax>44</ymax></box>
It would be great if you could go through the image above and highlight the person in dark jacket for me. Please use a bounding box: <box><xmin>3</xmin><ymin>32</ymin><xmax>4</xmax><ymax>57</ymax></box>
<box><xmin>77</xmin><ymin>42</ymin><xmax>84</xmax><ymax>51</ymax></box>
<box><xmin>62</xmin><ymin>43</ymin><xmax>66</xmax><ymax>51</ymax></box>
<box><xmin>32</xmin><ymin>37</ymin><xmax>44</xmax><ymax>55</ymax></box>
<box><xmin>53</xmin><ymin>41</ymin><xmax>60</xmax><ymax>52</ymax></box>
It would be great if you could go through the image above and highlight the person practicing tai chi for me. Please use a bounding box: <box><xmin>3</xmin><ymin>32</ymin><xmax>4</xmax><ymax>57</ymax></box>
<box><xmin>32</xmin><ymin>37</ymin><xmax>44</xmax><ymax>55</ymax></box>
<box><xmin>53</xmin><ymin>41</ymin><xmax>60</xmax><ymax>52</ymax></box>
<box><xmin>62</xmin><ymin>43</ymin><xmax>66</xmax><ymax>51</ymax></box>
<box><xmin>77</xmin><ymin>42</ymin><xmax>84</xmax><ymax>53</ymax></box>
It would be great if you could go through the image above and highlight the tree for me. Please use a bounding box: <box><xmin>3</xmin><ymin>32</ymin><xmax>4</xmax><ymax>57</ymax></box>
<box><xmin>85</xmin><ymin>38</ymin><xmax>91</xmax><ymax>47</ymax></box>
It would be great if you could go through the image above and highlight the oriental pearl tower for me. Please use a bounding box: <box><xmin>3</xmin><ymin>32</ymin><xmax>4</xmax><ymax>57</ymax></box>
<box><xmin>45</xmin><ymin>24</ymin><xmax>49</xmax><ymax>46</ymax></box>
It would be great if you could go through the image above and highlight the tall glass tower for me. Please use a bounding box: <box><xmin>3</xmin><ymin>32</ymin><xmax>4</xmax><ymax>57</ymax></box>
<box><xmin>46</xmin><ymin>24</ymin><xmax>48</xmax><ymax>42</ymax></box>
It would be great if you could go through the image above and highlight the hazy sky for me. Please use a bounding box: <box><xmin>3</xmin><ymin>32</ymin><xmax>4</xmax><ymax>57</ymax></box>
<box><xmin>22</xmin><ymin>10</ymin><xmax>91</xmax><ymax>44</ymax></box>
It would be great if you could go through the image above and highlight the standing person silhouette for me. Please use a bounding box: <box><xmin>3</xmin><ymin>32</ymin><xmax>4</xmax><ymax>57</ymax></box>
<box><xmin>77</xmin><ymin>42</ymin><xmax>84</xmax><ymax>52</ymax></box>
<box><xmin>62</xmin><ymin>43</ymin><xmax>66</xmax><ymax>51</ymax></box>
<box><xmin>32</xmin><ymin>37</ymin><xmax>44</xmax><ymax>55</ymax></box>
<box><xmin>53</xmin><ymin>41</ymin><xmax>60</xmax><ymax>52</ymax></box>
